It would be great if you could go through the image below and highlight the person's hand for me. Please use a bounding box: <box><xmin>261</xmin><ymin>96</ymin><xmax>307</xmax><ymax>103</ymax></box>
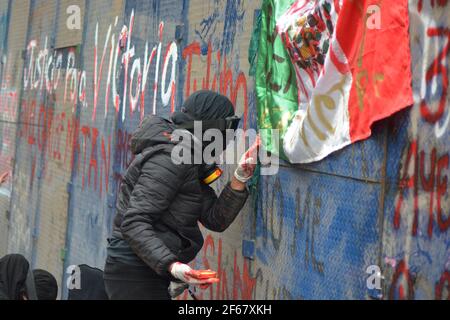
<box><xmin>234</xmin><ymin>135</ymin><xmax>260</xmax><ymax>183</ymax></box>
<box><xmin>169</xmin><ymin>262</ymin><xmax>219</xmax><ymax>285</ymax></box>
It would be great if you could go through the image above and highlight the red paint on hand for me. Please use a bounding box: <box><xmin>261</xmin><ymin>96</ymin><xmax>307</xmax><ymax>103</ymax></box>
<box><xmin>187</xmin><ymin>269</ymin><xmax>218</xmax><ymax>280</ymax></box>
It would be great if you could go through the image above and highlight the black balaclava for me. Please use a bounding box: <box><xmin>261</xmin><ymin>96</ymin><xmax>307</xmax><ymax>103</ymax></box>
<box><xmin>0</xmin><ymin>254</ymin><xmax>30</xmax><ymax>300</ymax></box>
<box><xmin>171</xmin><ymin>90</ymin><xmax>236</xmax><ymax>153</ymax></box>
<box><xmin>171</xmin><ymin>90</ymin><xmax>235</xmax><ymax>127</ymax></box>
<box><xmin>171</xmin><ymin>90</ymin><xmax>237</xmax><ymax>181</ymax></box>
<box><xmin>33</xmin><ymin>269</ymin><xmax>58</xmax><ymax>300</ymax></box>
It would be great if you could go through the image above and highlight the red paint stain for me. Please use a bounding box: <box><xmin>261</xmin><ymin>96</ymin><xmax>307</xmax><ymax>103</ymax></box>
<box><xmin>389</xmin><ymin>260</ymin><xmax>414</xmax><ymax>300</ymax></box>
<box><xmin>418</xmin><ymin>0</ymin><xmax>448</xmax><ymax>13</ymax></box>
<box><xmin>435</xmin><ymin>270</ymin><xmax>450</xmax><ymax>300</ymax></box>
<box><xmin>394</xmin><ymin>140</ymin><xmax>449</xmax><ymax>237</ymax></box>
<box><xmin>420</xmin><ymin>28</ymin><xmax>449</xmax><ymax>123</ymax></box>
<box><xmin>190</xmin><ymin>234</ymin><xmax>257</xmax><ymax>300</ymax></box>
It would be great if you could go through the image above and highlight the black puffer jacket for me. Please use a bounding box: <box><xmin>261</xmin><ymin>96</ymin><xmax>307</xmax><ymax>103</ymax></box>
<box><xmin>112</xmin><ymin>115</ymin><xmax>248</xmax><ymax>278</ymax></box>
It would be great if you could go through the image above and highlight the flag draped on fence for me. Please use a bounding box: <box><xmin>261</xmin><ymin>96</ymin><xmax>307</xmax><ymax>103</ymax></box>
<box><xmin>255</xmin><ymin>0</ymin><xmax>413</xmax><ymax>163</ymax></box>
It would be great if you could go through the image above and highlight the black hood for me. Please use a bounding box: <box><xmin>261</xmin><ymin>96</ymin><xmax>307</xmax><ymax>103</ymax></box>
<box><xmin>131</xmin><ymin>91</ymin><xmax>235</xmax><ymax>156</ymax></box>
<box><xmin>130</xmin><ymin>116</ymin><xmax>176</xmax><ymax>154</ymax></box>
<box><xmin>171</xmin><ymin>90</ymin><xmax>235</xmax><ymax>126</ymax></box>
<box><xmin>33</xmin><ymin>269</ymin><xmax>58</xmax><ymax>300</ymax></box>
<box><xmin>0</xmin><ymin>254</ymin><xmax>30</xmax><ymax>300</ymax></box>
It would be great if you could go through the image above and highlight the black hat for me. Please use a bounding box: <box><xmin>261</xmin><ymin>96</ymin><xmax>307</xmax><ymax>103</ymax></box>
<box><xmin>171</xmin><ymin>90</ymin><xmax>238</xmax><ymax>130</ymax></box>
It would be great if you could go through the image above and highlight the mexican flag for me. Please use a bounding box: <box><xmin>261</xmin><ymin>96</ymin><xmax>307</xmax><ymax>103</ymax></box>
<box><xmin>255</xmin><ymin>0</ymin><xmax>413</xmax><ymax>163</ymax></box>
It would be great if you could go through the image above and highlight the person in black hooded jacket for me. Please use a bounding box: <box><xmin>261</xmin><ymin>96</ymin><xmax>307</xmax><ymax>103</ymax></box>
<box><xmin>0</xmin><ymin>254</ymin><xmax>31</xmax><ymax>300</ymax></box>
<box><xmin>104</xmin><ymin>90</ymin><xmax>258</xmax><ymax>300</ymax></box>
<box><xmin>0</xmin><ymin>254</ymin><xmax>45</xmax><ymax>300</ymax></box>
<box><xmin>0</xmin><ymin>254</ymin><xmax>59</xmax><ymax>300</ymax></box>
